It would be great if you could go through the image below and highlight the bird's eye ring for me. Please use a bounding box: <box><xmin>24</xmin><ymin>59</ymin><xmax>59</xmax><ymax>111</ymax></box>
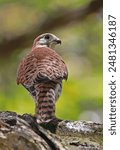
<box><xmin>45</xmin><ymin>35</ymin><xmax>50</xmax><ymax>39</ymax></box>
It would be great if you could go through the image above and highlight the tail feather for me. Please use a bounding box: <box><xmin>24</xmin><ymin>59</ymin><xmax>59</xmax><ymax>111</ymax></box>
<box><xmin>34</xmin><ymin>82</ymin><xmax>60</xmax><ymax>123</ymax></box>
<box><xmin>24</xmin><ymin>81</ymin><xmax>62</xmax><ymax>123</ymax></box>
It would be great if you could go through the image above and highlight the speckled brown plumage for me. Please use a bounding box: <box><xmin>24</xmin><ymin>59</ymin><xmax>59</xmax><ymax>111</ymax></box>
<box><xmin>16</xmin><ymin>33</ymin><xmax>68</xmax><ymax>123</ymax></box>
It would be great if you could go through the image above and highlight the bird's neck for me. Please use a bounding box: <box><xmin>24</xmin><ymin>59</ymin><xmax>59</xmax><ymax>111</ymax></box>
<box><xmin>35</xmin><ymin>44</ymin><xmax>48</xmax><ymax>48</ymax></box>
<box><xmin>32</xmin><ymin>44</ymin><xmax>56</xmax><ymax>50</ymax></box>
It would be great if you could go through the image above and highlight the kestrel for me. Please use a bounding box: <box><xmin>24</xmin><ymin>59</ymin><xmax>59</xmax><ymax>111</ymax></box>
<box><xmin>17</xmin><ymin>33</ymin><xmax>68</xmax><ymax>123</ymax></box>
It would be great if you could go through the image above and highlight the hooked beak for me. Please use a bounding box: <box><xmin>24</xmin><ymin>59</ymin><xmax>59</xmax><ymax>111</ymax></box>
<box><xmin>54</xmin><ymin>39</ymin><xmax>62</xmax><ymax>45</ymax></box>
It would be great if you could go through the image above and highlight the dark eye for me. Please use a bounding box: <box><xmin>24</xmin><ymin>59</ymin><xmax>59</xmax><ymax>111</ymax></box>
<box><xmin>45</xmin><ymin>35</ymin><xmax>50</xmax><ymax>40</ymax></box>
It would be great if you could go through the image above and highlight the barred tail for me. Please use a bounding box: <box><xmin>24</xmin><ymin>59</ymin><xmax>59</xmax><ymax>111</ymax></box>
<box><xmin>35</xmin><ymin>82</ymin><xmax>58</xmax><ymax>123</ymax></box>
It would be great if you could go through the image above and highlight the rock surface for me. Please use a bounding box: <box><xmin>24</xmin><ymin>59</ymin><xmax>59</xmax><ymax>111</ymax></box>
<box><xmin>0</xmin><ymin>111</ymin><xmax>103</xmax><ymax>150</ymax></box>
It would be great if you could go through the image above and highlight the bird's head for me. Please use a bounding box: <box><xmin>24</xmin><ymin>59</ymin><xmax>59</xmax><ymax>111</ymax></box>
<box><xmin>33</xmin><ymin>33</ymin><xmax>61</xmax><ymax>49</ymax></box>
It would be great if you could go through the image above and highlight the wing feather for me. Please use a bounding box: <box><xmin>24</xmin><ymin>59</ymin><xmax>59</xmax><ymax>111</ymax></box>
<box><xmin>17</xmin><ymin>47</ymin><xmax>68</xmax><ymax>85</ymax></box>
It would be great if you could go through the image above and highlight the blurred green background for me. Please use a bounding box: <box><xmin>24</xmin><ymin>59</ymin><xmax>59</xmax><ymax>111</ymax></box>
<box><xmin>0</xmin><ymin>0</ymin><xmax>102</xmax><ymax>123</ymax></box>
